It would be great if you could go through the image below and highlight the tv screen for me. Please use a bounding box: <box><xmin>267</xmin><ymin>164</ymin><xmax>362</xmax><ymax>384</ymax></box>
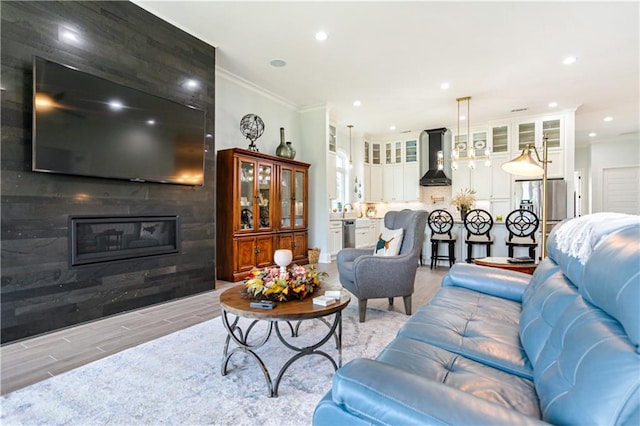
<box><xmin>32</xmin><ymin>56</ymin><xmax>206</xmax><ymax>185</ymax></box>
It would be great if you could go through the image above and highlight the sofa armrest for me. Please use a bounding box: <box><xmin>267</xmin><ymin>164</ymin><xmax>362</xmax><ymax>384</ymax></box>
<box><xmin>330</xmin><ymin>359</ymin><xmax>548</xmax><ymax>426</ymax></box>
<box><xmin>336</xmin><ymin>248</ymin><xmax>373</xmax><ymax>263</ymax></box>
<box><xmin>442</xmin><ymin>263</ymin><xmax>531</xmax><ymax>302</ymax></box>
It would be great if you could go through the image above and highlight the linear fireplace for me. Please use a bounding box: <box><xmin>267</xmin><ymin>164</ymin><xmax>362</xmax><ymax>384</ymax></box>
<box><xmin>69</xmin><ymin>215</ymin><xmax>181</xmax><ymax>266</ymax></box>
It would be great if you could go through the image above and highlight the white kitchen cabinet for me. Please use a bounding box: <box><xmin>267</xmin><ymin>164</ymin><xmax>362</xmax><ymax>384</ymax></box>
<box><xmin>472</xmin><ymin>165</ymin><xmax>491</xmax><ymax>200</ymax></box>
<box><xmin>491</xmin><ymin>154</ymin><xmax>511</xmax><ymax>199</ymax></box>
<box><xmin>329</xmin><ymin>220</ymin><xmax>343</xmax><ymax>259</ymax></box>
<box><xmin>367</xmin><ymin>165</ymin><xmax>383</xmax><ymax>202</ymax></box>
<box><xmin>355</xmin><ymin>219</ymin><xmax>375</xmax><ymax>249</ymax></box>
<box><xmin>546</xmin><ymin>150</ymin><xmax>564</xmax><ymax>178</ymax></box>
<box><xmin>383</xmin><ymin>165</ymin><xmax>404</xmax><ymax>202</ymax></box>
<box><xmin>403</xmin><ymin>163</ymin><xmax>420</xmax><ymax>201</ymax></box>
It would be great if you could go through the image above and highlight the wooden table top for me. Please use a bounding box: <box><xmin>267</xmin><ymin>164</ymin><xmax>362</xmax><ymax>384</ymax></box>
<box><xmin>473</xmin><ymin>257</ymin><xmax>538</xmax><ymax>275</ymax></box>
<box><xmin>219</xmin><ymin>284</ymin><xmax>351</xmax><ymax>321</ymax></box>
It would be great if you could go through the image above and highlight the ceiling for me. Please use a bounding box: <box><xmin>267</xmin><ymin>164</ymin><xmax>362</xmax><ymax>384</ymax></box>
<box><xmin>134</xmin><ymin>1</ymin><xmax>639</xmax><ymax>147</ymax></box>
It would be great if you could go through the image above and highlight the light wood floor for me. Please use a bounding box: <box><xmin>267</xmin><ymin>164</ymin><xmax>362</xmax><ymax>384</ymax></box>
<box><xmin>0</xmin><ymin>262</ymin><xmax>447</xmax><ymax>395</ymax></box>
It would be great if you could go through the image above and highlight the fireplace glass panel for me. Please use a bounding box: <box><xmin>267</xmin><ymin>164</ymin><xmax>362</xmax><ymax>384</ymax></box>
<box><xmin>70</xmin><ymin>215</ymin><xmax>180</xmax><ymax>266</ymax></box>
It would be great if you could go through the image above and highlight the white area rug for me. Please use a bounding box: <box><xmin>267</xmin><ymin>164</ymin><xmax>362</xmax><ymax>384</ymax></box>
<box><xmin>1</xmin><ymin>306</ymin><xmax>409</xmax><ymax>425</ymax></box>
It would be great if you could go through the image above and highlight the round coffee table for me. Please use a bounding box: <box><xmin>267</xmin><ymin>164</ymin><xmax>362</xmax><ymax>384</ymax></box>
<box><xmin>219</xmin><ymin>284</ymin><xmax>351</xmax><ymax>397</ymax></box>
<box><xmin>473</xmin><ymin>256</ymin><xmax>538</xmax><ymax>275</ymax></box>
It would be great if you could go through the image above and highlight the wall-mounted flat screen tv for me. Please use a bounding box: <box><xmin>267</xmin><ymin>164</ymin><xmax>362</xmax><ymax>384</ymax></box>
<box><xmin>32</xmin><ymin>56</ymin><xmax>206</xmax><ymax>185</ymax></box>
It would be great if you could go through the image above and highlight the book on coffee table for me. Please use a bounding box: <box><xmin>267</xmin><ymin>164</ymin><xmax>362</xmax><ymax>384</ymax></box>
<box><xmin>507</xmin><ymin>256</ymin><xmax>535</xmax><ymax>264</ymax></box>
<box><xmin>313</xmin><ymin>295</ymin><xmax>337</xmax><ymax>306</ymax></box>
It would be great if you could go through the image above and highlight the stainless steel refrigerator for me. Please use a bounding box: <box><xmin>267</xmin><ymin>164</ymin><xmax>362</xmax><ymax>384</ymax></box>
<box><xmin>514</xmin><ymin>178</ymin><xmax>567</xmax><ymax>234</ymax></box>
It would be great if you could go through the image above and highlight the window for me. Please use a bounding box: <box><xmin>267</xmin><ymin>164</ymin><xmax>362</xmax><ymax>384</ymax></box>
<box><xmin>336</xmin><ymin>152</ymin><xmax>349</xmax><ymax>206</ymax></box>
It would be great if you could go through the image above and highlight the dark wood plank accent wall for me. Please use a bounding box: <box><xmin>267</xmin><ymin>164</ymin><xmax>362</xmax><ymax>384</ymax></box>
<box><xmin>0</xmin><ymin>1</ymin><xmax>216</xmax><ymax>343</ymax></box>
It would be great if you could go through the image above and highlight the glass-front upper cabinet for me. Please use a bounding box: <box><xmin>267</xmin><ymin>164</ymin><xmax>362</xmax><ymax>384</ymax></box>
<box><xmin>280</xmin><ymin>165</ymin><xmax>307</xmax><ymax>230</ymax></box>
<box><xmin>329</xmin><ymin>125</ymin><xmax>337</xmax><ymax>152</ymax></box>
<box><xmin>394</xmin><ymin>141</ymin><xmax>402</xmax><ymax>163</ymax></box>
<box><xmin>490</xmin><ymin>125</ymin><xmax>509</xmax><ymax>153</ymax></box>
<box><xmin>372</xmin><ymin>143</ymin><xmax>381</xmax><ymax>165</ymax></box>
<box><xmin>364</xmin><ymin>141</ymin><xmax>370</xmax><ymax>164</ymax></box>
<box><xmin>542</xmin><ymin>119</ymin><xmax>561</xmax><ymax>148</ymax></box>
<box><xmin>516</xmin><ymin>117</ymin><xmax>562</xmax><ymax>150</ymax></box>
<box><xmin>404</xmin><ymin>139</ymin><xmax>418</xmax><ymax>163</ymax></box>
<box><xmin>517</xmin><ymin>122</ymin><xmax>536</xmax><ymax>150</ymax></box>
<box><xmin>385</xmin><ymin>143</ymin><xmax>393</xmax><ymax>164</ymax></box>
<box><xmin>238</xmin><ymin>158</ymin><xmax>273</xmax><ymax>232</ymax></box>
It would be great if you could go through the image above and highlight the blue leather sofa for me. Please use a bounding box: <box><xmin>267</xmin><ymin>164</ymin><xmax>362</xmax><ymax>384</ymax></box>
<box><xmin>314</xmin><ymin>214</ymin><xmax>640</xmax><ymax>425</ymax></box>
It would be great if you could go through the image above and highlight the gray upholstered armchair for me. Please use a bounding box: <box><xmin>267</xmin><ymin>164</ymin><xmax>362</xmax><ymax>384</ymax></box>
<box><xmin>337</xmin><ymin>210</ymin><xmax>428</xmax><ymax>322</ymax></box>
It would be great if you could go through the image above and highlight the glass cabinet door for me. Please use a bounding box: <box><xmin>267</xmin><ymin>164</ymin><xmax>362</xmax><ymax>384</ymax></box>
<box><xmin>280</xmin><ymin>168</ymin><xmax>292</xmax><ymax>228</ymax></box>
<box><xmin>372</xmin><ymin>143</ymin><xmax>381</xmax><ymax>165</ymax></box>
<box><xmin>542</xmin><ymin>119</ymin><xmax>561</xmax><ymax>148</ymax></box>
<box><xmin>518</xmin><ymin>122</ymin><xmax>536</xmax><ymax>150</ymax></box>
<box><xmin>385</xmin><ymin>143</ymin><xmax>392</xmax><ymax>164</ymax></box>
<box><xmin>404</xmin><ymin>140</ymin><xmax>417</xmax><ymax>163</ymax></box>
<box><xmin>239</xmin><ymin>160</ymin><xmax>255</xmax><ymax>230</ymax></box>
<box><xmin>394</xmin><ymin>141</ymin><xmax>402</xmax><ymax>163</ymax></box>
<box><xmin>294</xmin><ymin>170</ymin><xmax>306</xmax><ymax>227</ymax></box>
<box><xmin>364</xmin><ymin>141</ymin><xmax>370</xmax><ymax>164</ymax></box>
<box><xmin>257</xmin><ymin>163</ymin><xmax>272</xmax><ymax>230</ymax></box>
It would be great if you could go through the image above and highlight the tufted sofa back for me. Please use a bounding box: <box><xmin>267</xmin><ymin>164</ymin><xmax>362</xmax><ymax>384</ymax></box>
<box><xmin>519</xmin><ymin>224</ymin><xmax>585</xmax><ymax>366</ymax></box>
<box><xmin>532</xmin><ymin>224</ymin><xmax>640</xmax><ymax>425</ymax></box>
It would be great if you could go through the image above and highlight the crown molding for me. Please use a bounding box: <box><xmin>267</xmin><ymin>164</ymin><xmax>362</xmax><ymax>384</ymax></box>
<box><xmin>215</xmin><ymin>66</ymin><xmax>299</xmax><ymax>111</ymax></box>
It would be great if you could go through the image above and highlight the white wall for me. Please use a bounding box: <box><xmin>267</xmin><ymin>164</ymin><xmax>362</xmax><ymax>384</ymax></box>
<box><xmin>215</xmin><ymin>69</ymin><xmax>301</xmax><ymax>155</ymax></box>
<box><xmin>301</xmin><ymin>108</ymin><xmax>330</xmax><ymax>261</ymax></box>
<box><xmin>589</xmin><ymin>137</ymin><xmax>640</xmax><ymax>213</ymax></box>
<box><xmin>575</xmin><ymin>146</ymin><xmax>591</xmax><ymax>215</ymax></box>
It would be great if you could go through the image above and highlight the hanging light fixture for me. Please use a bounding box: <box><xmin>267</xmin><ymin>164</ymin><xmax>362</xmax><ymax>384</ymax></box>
<box><xmin>347</xmin><ymin>124</ymin><xmax>354</xmax><ymax>169</ymax></box>
<box><xmin>437</xmin><ymin>96</ymin><xmax>490</xmax><ymax>171</ymax></box>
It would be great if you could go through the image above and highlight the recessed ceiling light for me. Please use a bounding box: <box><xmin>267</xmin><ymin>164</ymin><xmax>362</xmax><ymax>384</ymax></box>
<box><xmin>589</xmin><ymin>132</ymin><xmax>597</xmax><ymax>137</ymax></box>
<box><xmin>548</xmin><ymin>101</ymin><xmax>558</xmax><ymax>108</ymax></box>
<box><xmin>440</xmin><ymin>82</ymin><xmax>450</xmax><ymax>90</ymax></box>
<box><xmin>603</xmin><ymin>116</ymin><xmax>613</xmax><ymax>122</ymax></box>
<box><xmin>147</xmin><ymin>119</ymin><xmax>155</xmax><ymax>125</ymax></box>
<box><xmin>389</xmin><ymin>125</ymin><xmax>396</xmax><ymax>131</ymax></box>
<box><xmin>315</xmin><ymin>31</ymin><xmax>328</xmax><ymax>41</ymax></box>
<box><xmin>459</xmin><ymin>115</ymin><xmax>466</xmax><ymax>121</ymax></box>
<box><xmin>562</xmin><ymin>56</ymin><xmax>577</xmax><ymax>65</ymax></box>
<box><xmin>270</xmin><ymin>59</ymin><xmax>287</xmax><ymax>67</ymax></box>
<box><xmin>353</xmin><ymin>100</ymin><xmax>361</xmax><ymax>107</ymax></box>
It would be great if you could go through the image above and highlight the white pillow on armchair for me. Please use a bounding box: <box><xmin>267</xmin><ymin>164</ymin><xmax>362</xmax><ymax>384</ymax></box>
<box><xmin>373</xmin><ymin>227</ymin><xmax>404</xmax><ymax>256</ymax></box>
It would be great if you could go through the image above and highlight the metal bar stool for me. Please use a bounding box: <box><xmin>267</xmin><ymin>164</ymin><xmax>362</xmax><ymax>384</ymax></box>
<box><xmin>428</xmin><ymin>209</ymin><xmax>456</xmax><ymax>268</ymax></box>
<box><xmin>505</xmin><ymin>209</ymin><xmax>539</xmax><ymax>259</ymax></box>
<box><xmin>464</xmin><ymin>209</ymin><xmax>494</xmax><ymax>263</ymax></box>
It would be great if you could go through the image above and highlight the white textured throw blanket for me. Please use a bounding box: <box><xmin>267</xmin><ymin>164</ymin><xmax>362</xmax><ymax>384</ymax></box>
<box><xmin>554</xmin><ymin>213</ymin><xmax>640</xmax><ymax>264</ymax></box>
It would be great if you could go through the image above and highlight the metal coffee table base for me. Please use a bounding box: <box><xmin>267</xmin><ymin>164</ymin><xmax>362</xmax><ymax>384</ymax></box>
<box><xmin>221</xmin><ymin>310</ymin><xmax>343</xmax><ymax>397</ymax></box>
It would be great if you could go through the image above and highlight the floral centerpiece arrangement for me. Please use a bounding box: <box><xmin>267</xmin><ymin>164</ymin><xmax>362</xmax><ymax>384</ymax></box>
<box><xmin>451</xmin><ymin>188</ymin><xmax>476</xmax><ymax>216</ymax></box>
<box><xmin>245</xmin><ymin>264</ymin><xmax>328</xmax><ymax>302</ymax></box>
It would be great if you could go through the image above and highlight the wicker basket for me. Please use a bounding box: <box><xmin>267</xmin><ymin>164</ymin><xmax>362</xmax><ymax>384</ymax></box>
<box><xmin>307</xmin><ymin>248</ymin><xmax>320</xmax><ymax>265</ymax></box>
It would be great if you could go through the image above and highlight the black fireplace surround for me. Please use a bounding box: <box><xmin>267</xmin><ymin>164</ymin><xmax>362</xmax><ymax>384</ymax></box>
<box><xmin>69</xmin><ymin>215</ymin><xmax>181</xmax><ymax>266</ymax></box>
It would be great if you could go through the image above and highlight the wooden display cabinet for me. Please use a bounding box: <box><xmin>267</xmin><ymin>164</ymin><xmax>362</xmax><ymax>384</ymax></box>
<box><xmin>217</xmin><ymin>148</ymin><xmax>310</xmax><ymax>281</ymax></box>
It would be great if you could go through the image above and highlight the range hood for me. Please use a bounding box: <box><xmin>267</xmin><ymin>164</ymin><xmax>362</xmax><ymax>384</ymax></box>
<box><xmin>420</xmin><ymin>128</ymin><xmax>452</xmax><ymax>186</ymax></box>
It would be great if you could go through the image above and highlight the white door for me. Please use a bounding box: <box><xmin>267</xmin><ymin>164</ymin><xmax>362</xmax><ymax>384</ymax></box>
<box><xmin>602</xmin><ymin>166</ymin><xmax>640</xmax><ymax>214</ymax></box>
